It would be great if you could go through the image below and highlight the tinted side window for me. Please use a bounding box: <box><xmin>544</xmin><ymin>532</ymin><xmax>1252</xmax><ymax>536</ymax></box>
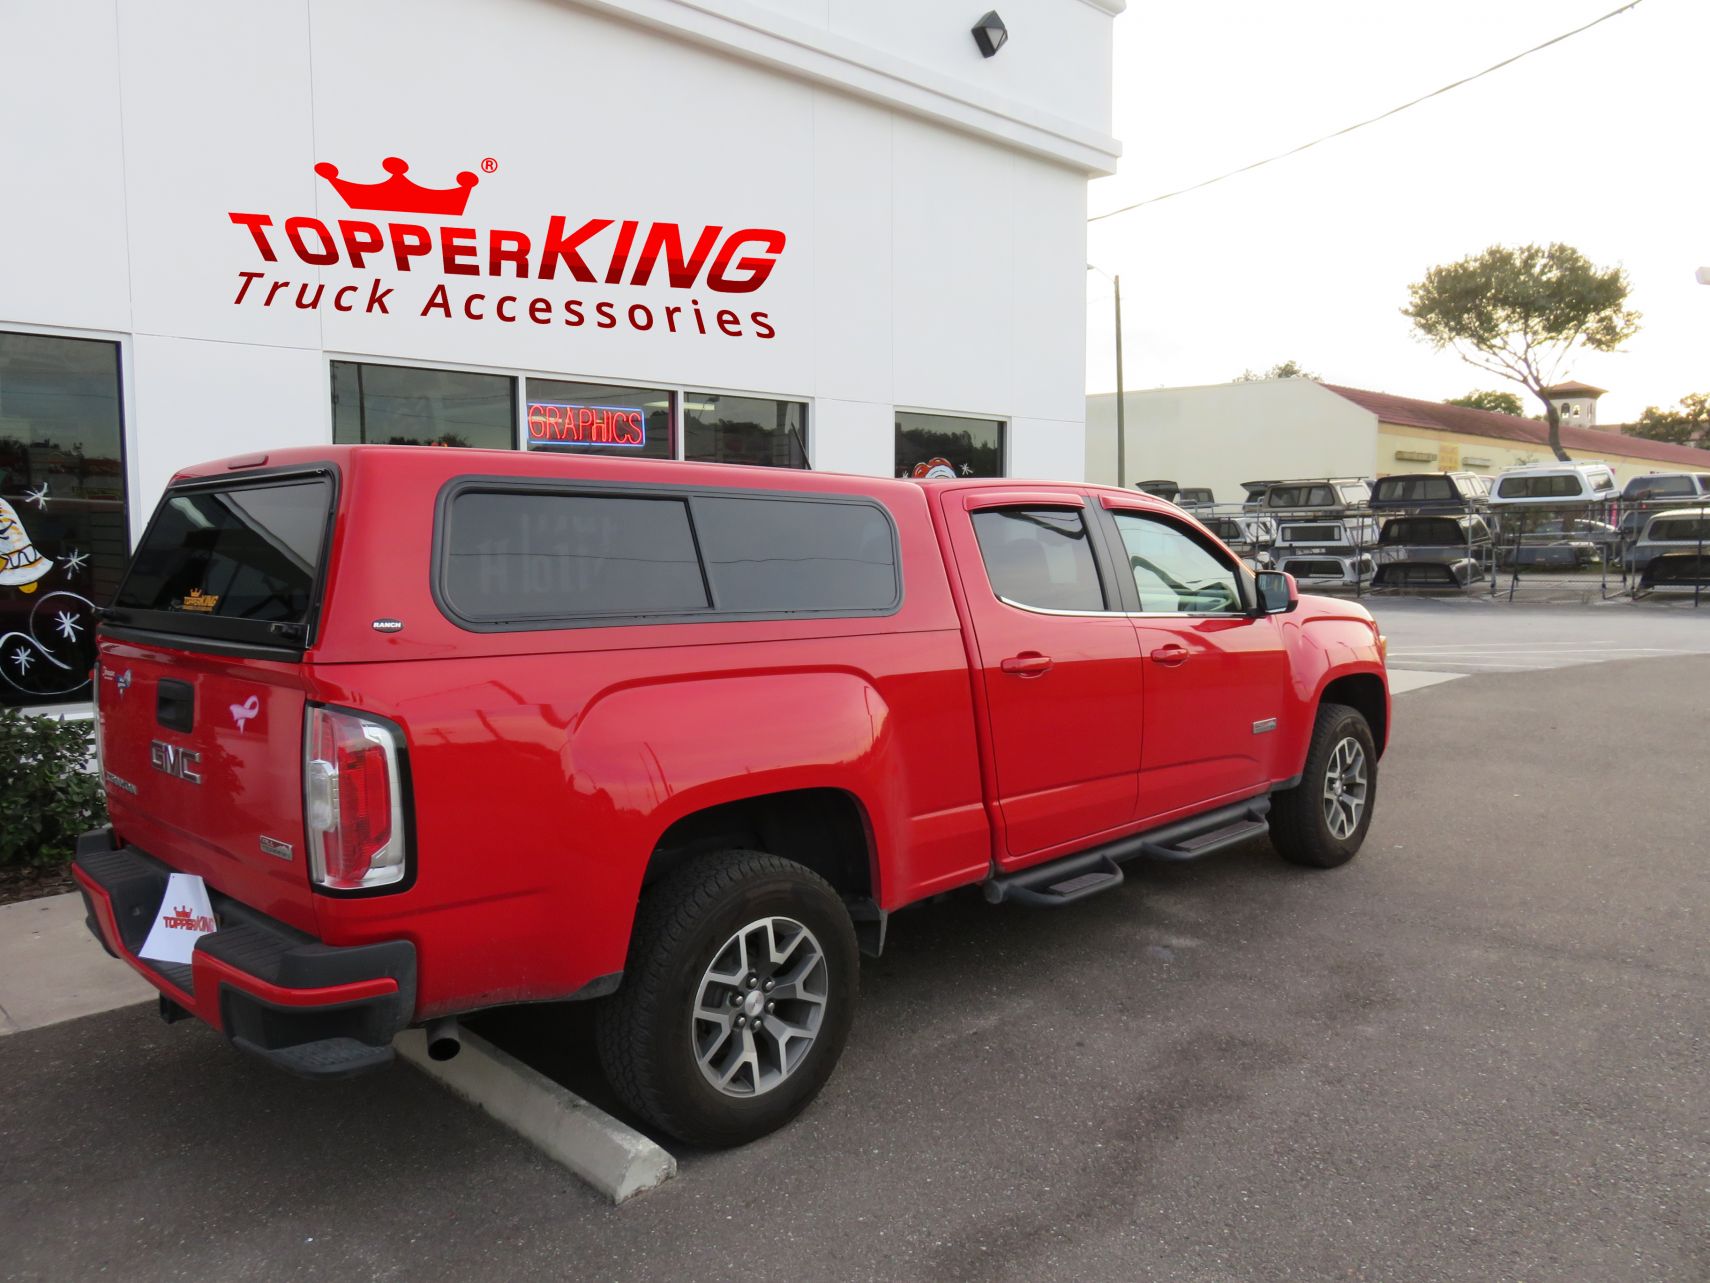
<box><xmin>693</xmin><ymin>496</ymin><xmax>898</xmax><ymax>612</ymax></box>
<box><xmin>1268</xmin><ymin>485</ymin><xmax>1335</xmax><ymax>508</ymax></box>
<box><xmin>972</xmin><ymin>507</ymin><xmax>1105</xmax><ymax>611</ymax></box>
<box><xmin>443</xmin><ymin>492</ymin><xmax>708</xmax><ymax>621</ymax></box>
<box><xmin>1651</xmin><ymin>517</ymin><xmax>1710</xmax><ymax>542</ymax></box>
<box><xmin>1112</xmin><ymin>512</ymin><xmax>1244</xmax><ymax>613</ymax></box>
<box><xmin>1375</xmin><ymin>476</ymin><xmax>1453</xmax><ymax>503</ymax></box>
<box><xmin>1499</xmin><ymin>475</ymin><xmax>1580</xmax><ymax>498</ymax></box>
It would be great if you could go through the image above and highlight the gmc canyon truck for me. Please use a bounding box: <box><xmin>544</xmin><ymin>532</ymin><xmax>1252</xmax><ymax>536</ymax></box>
<box><xmin>78</xmin><ymin>447</ymin><xmax>1389</xmax><ymax>1146</ymax></box>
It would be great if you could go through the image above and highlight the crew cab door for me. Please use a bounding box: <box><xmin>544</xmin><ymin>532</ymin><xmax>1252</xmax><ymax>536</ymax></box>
<box><xmin>1097</xmin><ymin>498</ymin><xmax>1289</xmax><ymax>821</ymax></box>
<box><xmin>941</xmin><ymin>490</ymin><xmax>1142</xmax><ymax>867</ymax></box>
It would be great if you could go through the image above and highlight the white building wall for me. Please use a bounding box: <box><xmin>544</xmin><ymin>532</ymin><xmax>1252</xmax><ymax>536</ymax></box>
<box><xmin>1085</xmin><ymin>380</ymin><xmax>1380</xmax><ymax>503</ymax></box>
<box><xmin>0</xmin><ymin>0</ymin><xmax>1120</xmax><ymax>533</ymax></box>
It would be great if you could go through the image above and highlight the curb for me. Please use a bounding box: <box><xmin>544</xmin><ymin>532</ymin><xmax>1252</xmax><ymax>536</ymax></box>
<box><xmin>395</xmin><ymin>1027</ymin><xmax>677</xmax><ymax>1203</ymax></box>
<box><xmin>0</xmin><ymin>892</ymin><xmax>154</xmax><ymax>1035</ymax></box>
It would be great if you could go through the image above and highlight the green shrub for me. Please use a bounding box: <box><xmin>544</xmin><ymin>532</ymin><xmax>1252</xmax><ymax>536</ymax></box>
<box><xmin>0</xmin><ymin>708</ymin><xmax>107</xmax><ymax>869</ymax></box>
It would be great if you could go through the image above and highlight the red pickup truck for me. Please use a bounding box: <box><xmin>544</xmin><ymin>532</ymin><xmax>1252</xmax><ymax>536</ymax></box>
<box><xmin>77</xmin><ymin>447</ymin><xmax>1388</xmax><ymax>1146</ymax></box>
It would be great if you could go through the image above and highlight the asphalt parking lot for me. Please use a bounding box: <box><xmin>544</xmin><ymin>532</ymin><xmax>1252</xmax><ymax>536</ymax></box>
<box><xmin>3</xmin><ymin>612</ymin><xmax>1707</xmax><ymax>1282</ymax></box>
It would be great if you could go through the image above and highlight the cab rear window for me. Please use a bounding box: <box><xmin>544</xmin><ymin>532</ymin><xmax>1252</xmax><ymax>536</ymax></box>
<box><xmin>111</xmin><ymin>475</ymin><xmax>333</xmax><ymax>642</ymax></box>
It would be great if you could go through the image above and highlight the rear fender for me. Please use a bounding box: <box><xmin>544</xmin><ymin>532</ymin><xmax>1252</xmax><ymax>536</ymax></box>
<box><xmin>571</xmin><ymin>670</ymin><xmax>896</xmax><ymax>945</ymax></box>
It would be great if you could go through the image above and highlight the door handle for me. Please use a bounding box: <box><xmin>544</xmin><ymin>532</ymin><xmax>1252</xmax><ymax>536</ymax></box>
<box><xmin>1000</xmin><ymin>652</ymin><xmax>1053</xmax><ymax>676</ymax></box>
<box><xmin>1150</xmin><ymin>644</ymin><xmax>1190</xmax><ymax>666</ymax></box>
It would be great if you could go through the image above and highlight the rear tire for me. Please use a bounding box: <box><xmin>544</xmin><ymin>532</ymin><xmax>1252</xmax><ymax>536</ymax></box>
<box><xmin>596</xmin><ymin>850</ymin><xmax>859</xmax><ymax>1148</ymax></box>
<box><xmin>1268</xmin><ymin>702</ymin><xmax>1376</xmax><ymax>869</ymax></box>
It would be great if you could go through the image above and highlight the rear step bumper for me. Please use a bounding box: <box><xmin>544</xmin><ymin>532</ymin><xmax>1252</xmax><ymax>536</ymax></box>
<box><xmin>984</xmin><ymin>798</ymin><xmax>1272</xmax><ymax>908</ymax></box>
<box><xmin>71</xmin><ymin>828</ymin><xmax>416</xmax><ymax>1080</ymax></box>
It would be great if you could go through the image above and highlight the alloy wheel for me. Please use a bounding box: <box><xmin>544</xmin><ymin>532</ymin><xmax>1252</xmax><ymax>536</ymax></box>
<box><xmin>1321</xmin><ymin>736</ymin><xmax>1368</xmax><ymax>840</ymax></box>
<box><xmin>692</xmin><ymin>916</ymin><xmax>829</xmax><ymax>1097</ymax></box>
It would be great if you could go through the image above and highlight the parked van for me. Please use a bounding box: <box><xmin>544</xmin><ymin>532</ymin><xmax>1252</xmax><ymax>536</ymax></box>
<box><xmin>1486</xmin><ymin>461</ymin><xmax>1617</xmax><ymax>507</ymax></box>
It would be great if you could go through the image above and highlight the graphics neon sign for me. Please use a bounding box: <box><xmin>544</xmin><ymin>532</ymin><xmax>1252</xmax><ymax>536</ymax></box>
<box><xmin>527</xmin><ymin>403</ymin><xmax>647</xmax><ymax>448</ymax></box>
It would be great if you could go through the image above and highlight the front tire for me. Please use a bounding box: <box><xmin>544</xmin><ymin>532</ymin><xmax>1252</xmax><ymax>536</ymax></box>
<box><xmin>1268</xmin><ymin>702</ymin><xmax>1377</xmax><ymax>869</ymax></box>
<box><xmin>596</xmin><ymin>850</ymin><xmax>859</xmax><ymax>1148</ymax></box>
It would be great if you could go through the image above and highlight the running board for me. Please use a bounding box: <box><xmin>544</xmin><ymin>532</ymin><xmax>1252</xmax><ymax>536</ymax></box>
<box><xmin>983</xmin><ymin>798</ymin><xmax>1272</xmax><ymax>909</ymax></box>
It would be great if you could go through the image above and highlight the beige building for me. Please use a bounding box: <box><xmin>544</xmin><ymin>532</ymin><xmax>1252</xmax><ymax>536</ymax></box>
<box><xmin>1086</xmin><ymin>380</ymin><xmax>1710</xmax><ymax>502</ymax></box>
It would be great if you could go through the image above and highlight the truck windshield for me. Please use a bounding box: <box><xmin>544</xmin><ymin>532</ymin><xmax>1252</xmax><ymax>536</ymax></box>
<box><xmin>111</xmin><ymin>475</ymin><xmax>333</xmax><ymax>644</ymax></box>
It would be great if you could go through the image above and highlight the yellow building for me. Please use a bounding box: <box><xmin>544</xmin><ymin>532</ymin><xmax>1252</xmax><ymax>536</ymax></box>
<box><xmin>1086</xmin><ymin>380</ymin><xmax>1710</xmax><ymax>500</ymax></box>
<box><xmin>1333</xmin><ymin>384</ymin><xmax>1709</xmax><ymax>488</ymax></box>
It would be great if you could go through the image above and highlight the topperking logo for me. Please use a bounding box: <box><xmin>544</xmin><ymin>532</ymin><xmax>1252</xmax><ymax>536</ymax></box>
<box><xmin>162</xmin><ymin>905</ymin><xmax>216</xmax><ymax>932</ymax></box>
<box><xmin>227</xmin><ymin>156</ymin><xmax>785</xmax><ymax>339</ymax></box>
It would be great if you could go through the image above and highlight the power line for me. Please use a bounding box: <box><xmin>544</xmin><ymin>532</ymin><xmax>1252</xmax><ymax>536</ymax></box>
<box><xmin>1088</xmin><ymin>0</ymin><xmax>1646</xmax><ymax>223</ymax></box>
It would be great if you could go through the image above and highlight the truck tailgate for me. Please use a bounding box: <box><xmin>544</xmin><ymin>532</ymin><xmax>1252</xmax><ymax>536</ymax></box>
<box><xmin>96</xmin><ymin>637</ymin><xmax>318</xmax><ymax>933</ymax></box>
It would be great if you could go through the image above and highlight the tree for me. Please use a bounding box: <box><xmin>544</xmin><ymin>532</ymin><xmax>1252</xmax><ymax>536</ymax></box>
<box><xmin>1446</xmin><ymin>389</ymin><xmax>1525</xmax><ymax>416</ymax></box>
<box><xmin>1403</xmin><ymin>243</ymin><xmax>1639</xmax><ymax>460</ymax></box>
<box><xmin>1234</xmin><ymin>360</ymin><xmax>1319</xmax><ymax>382</ymax></box>
<box><xmin>1628</xmin><ymin>393</ymin><xmax>1710</xmax><ymax>447</ymax></box>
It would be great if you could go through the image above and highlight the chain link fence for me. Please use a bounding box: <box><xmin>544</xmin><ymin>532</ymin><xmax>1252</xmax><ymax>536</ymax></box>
<box><xmin>1184</xmin><ymin>496</ymin><xmax>1710</xmax><ymax>606</ymax></box>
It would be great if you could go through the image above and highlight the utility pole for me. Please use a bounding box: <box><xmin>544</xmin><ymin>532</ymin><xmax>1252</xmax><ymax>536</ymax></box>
<box><xmin>1088</xmin><ymin>263</ymin><xmax>1126</xmax><ymax>487</ymax></box>
<box><xmin>1112</xmin><ymin>273</ymin><xmax>1126</xmax><ymax>489</ymax></box>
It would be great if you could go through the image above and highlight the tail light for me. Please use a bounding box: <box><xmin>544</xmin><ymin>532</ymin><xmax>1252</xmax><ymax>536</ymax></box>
<box><xmin>305</xmin><ymin>706</ymin><xmax>407</xmax><ymax>891</ymax></box>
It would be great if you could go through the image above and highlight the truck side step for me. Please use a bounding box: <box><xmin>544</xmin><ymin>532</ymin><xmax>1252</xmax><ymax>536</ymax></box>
<box><xmin>983</xmin><ymin>797</ymin><xmax>1272</xmax><ymax>908</ymax></box>
<box><xmin>1139</xmin><ymin>816</ymin><xmax>1272</xmax><ymax>863</ymax></box>
<box><xmin>987</xmin><ymin>855</ymin><xmax>1124</xmax><ymax>909</ymax></box>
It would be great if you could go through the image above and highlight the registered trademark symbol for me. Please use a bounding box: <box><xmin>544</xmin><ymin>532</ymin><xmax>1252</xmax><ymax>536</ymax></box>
<box><xmin>481</xmin><ymin>157</ymin><xmax>498</xmax><ymax>174</ymax></box>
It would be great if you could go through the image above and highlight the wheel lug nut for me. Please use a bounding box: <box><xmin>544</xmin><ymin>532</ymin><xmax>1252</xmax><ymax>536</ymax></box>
<box><xmin>734</xmin><ymin>1015</ymin><xmax>745</xmax><ymax>1028</ymax></box>
<box><xmin>762</xmin><ymin>979</ymin><xmax>774</xmax><ymax>992</ymax></box>
<box><xmin>746</xmin><ymin>975</ymin><xmax>758</xmax><ymax>989</ymax></box>
<box><xmin>729</xmin><ymin>993</ymin><xmax>742</xmax><ymax>1006</ymax></box>
<box><xmin>766</xmin><ymin>1001</ymin><xmax>775</xmax><ymax>1013</ymax></box>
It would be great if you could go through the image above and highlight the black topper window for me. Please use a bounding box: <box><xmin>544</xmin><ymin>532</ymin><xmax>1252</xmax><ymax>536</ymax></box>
<box><xmin>439</xmin><ymin>486</ymin><xmax>901</xmax><ymax>628</ymax></box>
<box><xmin>693</xmin><ymin>496</ymin><xmax>898</xmax><ymax>613</ymax></box>
<box><xmin>443</xmin><ymin>492</ymin><xmax>709</xmax><ymax>622</ymax></box>
<box><xmin>114</xmin><ymin>478</ymin><xmax>333</xmax><ymax>630</ymax></box>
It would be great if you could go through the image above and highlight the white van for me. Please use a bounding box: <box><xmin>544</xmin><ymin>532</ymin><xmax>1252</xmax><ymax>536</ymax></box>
<box><xmin>1486</xmin><ymin>461</ymin><xmax>1618</xmax><ymax>507</ymax></box>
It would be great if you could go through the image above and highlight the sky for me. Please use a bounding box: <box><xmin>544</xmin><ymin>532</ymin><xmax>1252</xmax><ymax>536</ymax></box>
<box><xmin>1084</xmin><ymin>0</ymin><xmax>1709</xmax><ymax>425</ymax></box>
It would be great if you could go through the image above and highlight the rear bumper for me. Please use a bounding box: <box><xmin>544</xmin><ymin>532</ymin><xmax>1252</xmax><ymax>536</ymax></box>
<box><xmin>72</xmin><ymin>828</ymin><xmax>416</xmax><ymax>1079</ymax></box>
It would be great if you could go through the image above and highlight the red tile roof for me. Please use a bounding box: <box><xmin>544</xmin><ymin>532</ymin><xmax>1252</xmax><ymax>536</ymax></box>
<box><xmin>1321</xmin><ymin>384</ymin><xmax>1710</xmax><ymax>470</ymax></box>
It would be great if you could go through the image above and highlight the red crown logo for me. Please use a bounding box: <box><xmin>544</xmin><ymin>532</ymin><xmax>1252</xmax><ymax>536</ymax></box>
<box><xmin>169</xmin><ymin>906</ymin><xmax>194</xmax><ymax>924</ymax></box>
<box><xmin>313</xmin><ymin>156</ymin><xmax>479</xmax><ymax>217</ymax></box>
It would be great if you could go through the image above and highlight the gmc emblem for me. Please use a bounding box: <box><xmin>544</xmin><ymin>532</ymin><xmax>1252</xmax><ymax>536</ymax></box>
<box><xmin>149</xmin><ymin>740</ymin><xmax>202</xmax><ymax>785</ymax></box>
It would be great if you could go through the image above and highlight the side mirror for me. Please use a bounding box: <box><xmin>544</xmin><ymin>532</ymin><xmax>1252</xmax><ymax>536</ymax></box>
<box><xmin>1255</xmin><ymin>569</ymin><xmax>1298</xmax><ymax>615</ymax></box>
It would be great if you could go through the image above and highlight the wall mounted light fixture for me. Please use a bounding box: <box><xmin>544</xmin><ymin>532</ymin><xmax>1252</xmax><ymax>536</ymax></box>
<box><xmin>972</xmin><ymin>11</ymin><xmax>1008</xmax><ymax>58</ymax></box>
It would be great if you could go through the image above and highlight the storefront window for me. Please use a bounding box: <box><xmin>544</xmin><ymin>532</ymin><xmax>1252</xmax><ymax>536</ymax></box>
<box><xmin>523</xmin><ymin>379</ymin><xmax>675</xmax><ymax>460</ymax></box>
<box><xmin>896</xmin><ymin>411</ymin><xmax>1004</xmax><ymax>479</ymax></box>
<box><xmin>685</xmin><ymin>393</ymin><xmax>808</xmax><ymax>469</ymax></box>
<box><xmin>331</xmin><ymin>361</ymin><xmax>515</xmax><ymax>449</ymax></box>
<box><xmin>0</xmin><ymin>332</ymin><xmax>125</xmax><ymax>708</ymax></box>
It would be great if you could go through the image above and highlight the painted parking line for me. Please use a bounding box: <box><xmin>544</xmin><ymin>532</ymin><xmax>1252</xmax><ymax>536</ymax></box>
<box><xmin>1387</xmin><ymin>669</ymin><xmax>1466</xmax><ymax>694</ymax></box>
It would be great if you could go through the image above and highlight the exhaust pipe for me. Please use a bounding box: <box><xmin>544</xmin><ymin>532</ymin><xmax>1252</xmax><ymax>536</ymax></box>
<box><xmin>424</xmin><ymin>1016</ymin><xmax>462</xmax><ymax>1062</ymax></box>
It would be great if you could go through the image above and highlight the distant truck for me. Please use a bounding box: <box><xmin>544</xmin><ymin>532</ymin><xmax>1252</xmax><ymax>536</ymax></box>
<box><xmin>78</xmin><ymin>447</ymin><xmax>1390</xmax><ymax>1146</ymax></box>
